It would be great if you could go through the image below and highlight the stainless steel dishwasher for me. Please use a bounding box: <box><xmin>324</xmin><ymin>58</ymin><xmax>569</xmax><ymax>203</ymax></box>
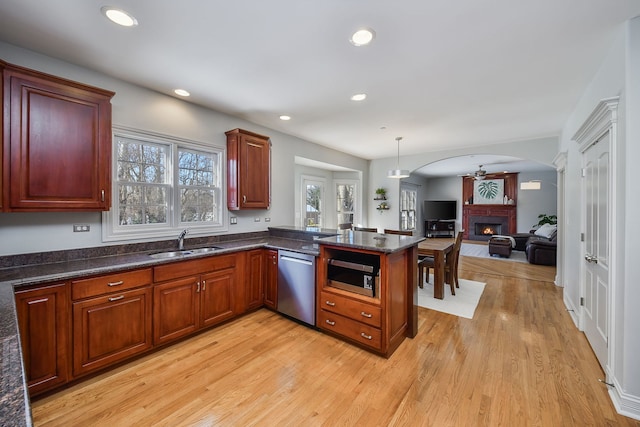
<box><xmin>277</xmin><ymin>250</ymin><xmax>316</xmax><ymax>326</ymax></box>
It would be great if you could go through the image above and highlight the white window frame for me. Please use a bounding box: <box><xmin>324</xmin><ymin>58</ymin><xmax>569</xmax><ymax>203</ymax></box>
<box><xmin>334</xmin><ymin>179</ymin><xmax>360</xmax><ymax>227</ymax></box>
<box><xmin>102</xmin><ymin>126</ymin><xmax>227</xmax><ymax>242</ymax></box>
<box><xmin>301</xmin><ymin>175</ymin><xmax>325</xmax><ymax>228</ymax></box>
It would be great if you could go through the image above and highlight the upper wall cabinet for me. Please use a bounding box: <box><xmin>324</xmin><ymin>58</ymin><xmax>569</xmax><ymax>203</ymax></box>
<box><xmin>1</xmin><ymin>60</ymin><xmax>115</xmax><ymax>211</ymax></box>
<box><xmin>225</xmin><ymin>128</ymin><xmax>271</xmax><ymax>210</ymax></box>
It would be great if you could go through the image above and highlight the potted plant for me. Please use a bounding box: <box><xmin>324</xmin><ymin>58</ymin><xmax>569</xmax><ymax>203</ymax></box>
<box><xmin>375</xmin><ymin>188</ymin><xmax>387</xmax><ymax>200</ymax></box>
<box><xmin>535</xmin><ymin>214</ymin><xmax>557</xmax><ymax>228</ymax></box>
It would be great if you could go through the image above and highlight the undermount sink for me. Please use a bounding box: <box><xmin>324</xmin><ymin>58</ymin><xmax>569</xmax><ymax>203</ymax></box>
<box><xmin>189</xmin><ymin>246</ymin><xmax>223</xmax><ymax>254</ymax></box>
<box><xmin>149</xmin><ymin>246</ymin><xmax>223</xmax><ymax>259</ymax></box>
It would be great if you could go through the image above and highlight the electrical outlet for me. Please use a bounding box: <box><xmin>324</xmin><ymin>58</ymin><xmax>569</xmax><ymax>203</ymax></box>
<box><xmin>264</xmin><ymin>217</ymin><xmax>271</xmax><ymax>222</ymax></box>
<box><xmin>73</xmin><ymin>225</ymin><xmax>90</xmax><ymax>232</ymax></box>
<box><xmin>230</xmin><ymin>217</ymin><xmax>237</xmax><ymax>224</ymax></box>
<box><xmin>254</xmin><ymin>217</ymin><xmax>261</xmax><ymax>222</ymax></box>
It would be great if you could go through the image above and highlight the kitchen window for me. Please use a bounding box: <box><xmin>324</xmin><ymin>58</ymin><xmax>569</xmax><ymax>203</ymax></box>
<box><xmin>103</xmin><ymin>127</ymin><xmax>225</xmax><ymax>241</ymax></box>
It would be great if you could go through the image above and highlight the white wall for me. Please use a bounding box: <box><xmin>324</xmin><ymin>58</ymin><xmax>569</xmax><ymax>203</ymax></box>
<box><xmin>367</xmin><ymin>136</ymin><xmax>559</xmax><ymax>231</ymax></box>
<box><xmin>0</xmin><ymin>42</ymin><xmax>369</xmax><ymax>256</ymax></box>
<box><xmin>558</xmin><ymin>18</ymin><xmax>640</xmax><ymax>419</ymax></box>
<box><xmin>517</xmin><ymin>170</ymin><xmax>557</xmax><ymax>231</ymax></box>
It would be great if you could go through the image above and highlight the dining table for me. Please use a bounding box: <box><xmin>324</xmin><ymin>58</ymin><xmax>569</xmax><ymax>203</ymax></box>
<box><xmin>417</xmin><ymin>238</ymin><xmax>455</xmax><ymax>299</ymax></box>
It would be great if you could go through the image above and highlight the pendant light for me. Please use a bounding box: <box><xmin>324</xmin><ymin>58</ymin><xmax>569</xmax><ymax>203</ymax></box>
<box><xmin>387</xmin><ymin>137</ymin><xmax>410</xmax><ymax>178</ymax></box>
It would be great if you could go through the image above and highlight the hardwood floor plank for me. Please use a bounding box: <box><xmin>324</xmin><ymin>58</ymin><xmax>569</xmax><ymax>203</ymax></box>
<box><xmin>32</xmin><ymin>260</ymin><xmax>640</xmax><ymax>427</ymax></box>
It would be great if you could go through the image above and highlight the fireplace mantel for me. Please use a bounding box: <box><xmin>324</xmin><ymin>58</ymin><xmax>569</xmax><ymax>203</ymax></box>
<box><xmin>462</xmin><ymin>205</ymin><xmax>517</xmax><ymax>240</ymax></box>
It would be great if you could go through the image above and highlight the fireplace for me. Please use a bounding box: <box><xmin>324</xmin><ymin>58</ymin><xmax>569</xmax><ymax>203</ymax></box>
<box><xmin>466</xmin><ymin>213</ymin><xmax>512</xmax><ymax>241</ymax></box>
<box><xmin>474</xmin><ymin>223</ymin><xmax>503</xmax><ymax>236</ymax></box>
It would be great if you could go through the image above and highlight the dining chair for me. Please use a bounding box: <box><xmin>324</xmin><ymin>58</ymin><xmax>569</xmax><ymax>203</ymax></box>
<box><xmin>383</xmin><ymin>229</ymin><xmax>412</xmax><ymax>236</ymax></box>
<box><xmin>418</xmin><ymin>231</ymin><xmax>464</xmax><ymax>294</ymax></box>
<box><xmin>353</xmin><ymin>226</ymin><xmax>377</xmax><ymax>232</ymax></box>
<box><xmin>338</xmin><ymin>223</ymin><xmax>353</xmax><ymax>230</ymax></box>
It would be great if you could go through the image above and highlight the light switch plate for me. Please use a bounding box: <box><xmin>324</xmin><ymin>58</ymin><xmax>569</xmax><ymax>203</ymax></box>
<box><xmin>73</xmin><ymin>225</ymin><xmax>90</xmax><ymax>232</ymax></box>
<box><xmin>230</xmin><ymin>217</ymin><xmax>237</xmax><ymax>224</ymax></box>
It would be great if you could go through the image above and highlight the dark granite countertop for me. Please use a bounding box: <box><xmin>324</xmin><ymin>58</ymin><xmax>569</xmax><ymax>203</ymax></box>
<box><xmin>316</xmin><ymin>230</ymin><xmax>425</xmax><ymax>253</ymax></box>
<box><xmin>0</xmin><ymin>231</ymin><xmax>325</xmax><ymax>427</ymax></box>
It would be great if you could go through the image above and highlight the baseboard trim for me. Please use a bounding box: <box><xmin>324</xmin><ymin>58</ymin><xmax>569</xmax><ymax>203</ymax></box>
<box><xmin>563</xmin><ymin>295</ymin><xmax>580</xmax><ymax>328</ymax></box>
<box><xmin>609</xmin><ymin>378</ymin><xmax>640</xmax><ymax>421</ymax></box>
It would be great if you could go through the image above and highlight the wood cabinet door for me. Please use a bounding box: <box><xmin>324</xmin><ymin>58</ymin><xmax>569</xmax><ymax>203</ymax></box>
<box><xmin>225</xmin><ymin>128</ymin><xmax>270</xmax><ymax>210</ymax></box>
<box><xmin>239</xmin><ymin>134</ymin><xmax>270</xmax><ymax>209</ymax></box>
<box><xmin>200</xmin><ymin>269</ymin><xmax>236</xmax><ymax>328</ymax></box>
<box><xmin>246</xmin><ymin>249</ymin><xmax>265</xmax><ymax>310</ymax></box>
<box><xmin>5</xmin><ymin>67</ymin><xmax>113</xmax><ymax>211</ymax></box>
<box><xmin>264</xmin><ymin>249</ymin><xmax>278</xmax><ymax>309</ymax></box>
<box><xmin>15</xmin><ymin>283</ymin><xmax>69</xmax><ymax>396</ymax></box>
<box><xmin>153</xmin><ymin>276</ymin><xmax>200</xmax><ymax>346</ymax></box>
<box><xmin>73</xmin><ymin>287</ymin><xmax>152</xmax><ymax>377</ymax></box>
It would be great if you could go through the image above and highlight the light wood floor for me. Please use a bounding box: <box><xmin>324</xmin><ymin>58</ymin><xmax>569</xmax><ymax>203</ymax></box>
<box><xmin>32</xmin><ymin>256</ymin><xmax>639</xmax><ymax>426</ymax></box>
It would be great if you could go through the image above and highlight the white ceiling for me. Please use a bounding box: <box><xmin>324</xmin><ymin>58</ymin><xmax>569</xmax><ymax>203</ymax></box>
<box><xmin>1</xmin><ymin>1</ymin><xmax>639</xmax><ymax>160</ymax></box>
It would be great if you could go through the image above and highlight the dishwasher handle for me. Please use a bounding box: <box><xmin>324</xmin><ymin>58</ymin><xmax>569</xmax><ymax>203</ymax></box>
<box><xmin>279</xmin><ymin>255</ymin><xmax>314</xmax><ymax>266</ymax></box>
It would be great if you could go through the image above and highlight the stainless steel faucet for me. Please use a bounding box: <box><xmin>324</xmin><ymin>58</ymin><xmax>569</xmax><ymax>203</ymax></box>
<box><xmin>177</xmin><ymin>229</ymin><xmax>189</xmax><ymax>250</ymax></box>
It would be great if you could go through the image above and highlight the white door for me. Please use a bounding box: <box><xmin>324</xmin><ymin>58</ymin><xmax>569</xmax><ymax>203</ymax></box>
<box><xmin>582</xmin><ymin>130</ymin><xmax>610</xmax><ymax>368</ymax></box>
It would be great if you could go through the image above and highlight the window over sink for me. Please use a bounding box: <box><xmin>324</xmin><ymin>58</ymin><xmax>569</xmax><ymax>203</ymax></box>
<box><xmin>102</xmin><ymin>127</ymin><xmax>226</xmax><ymax>241</ymax></box>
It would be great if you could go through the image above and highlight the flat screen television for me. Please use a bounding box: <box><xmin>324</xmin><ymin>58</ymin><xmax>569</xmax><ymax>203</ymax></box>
<box><xmin>423</xmin><ymin>200</ymin><xmax>457</xmax><ymax>220</ymax></box>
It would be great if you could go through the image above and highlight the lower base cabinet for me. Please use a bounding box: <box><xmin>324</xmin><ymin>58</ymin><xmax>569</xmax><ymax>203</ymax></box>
<box><xmin>264</xmin><ymin>249</ymin><xmax>278</xmax><ymax>309</ymax></box>
<box><xmin>72</xmin><ymin>287</ymin><xmax>152</xmax><ymax>376</ymax></box>
<box><xmin>152</xmin><ymin>254</ymin><xmax>238</xmax><ymax>346</ymax></box>
<box><xmin>15</xmin><ymin>283</ymin><xmax>69</xmax><ymax>396</ymax></box>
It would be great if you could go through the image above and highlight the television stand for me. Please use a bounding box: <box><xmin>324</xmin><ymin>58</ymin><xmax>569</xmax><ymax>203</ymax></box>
<box><xmin>425</xmin><ymin>220</ymin><xmax>455</xmax><ymax>238</ymax></box>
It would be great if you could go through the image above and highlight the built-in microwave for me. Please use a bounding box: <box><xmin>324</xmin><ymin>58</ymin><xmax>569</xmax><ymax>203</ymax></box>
<box><xmin>327</xmin><ymin>257</ymin><xmax>380</xmax><ymax>297</ymax></box>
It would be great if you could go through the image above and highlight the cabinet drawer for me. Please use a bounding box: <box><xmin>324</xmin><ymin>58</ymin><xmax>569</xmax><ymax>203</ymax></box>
<box><xmin>319</xmin><ymin>290</ymin><xmax>381</xmax><ymax>327</ymax></box>
<box><xmin>71</xmin><ymin>269</ymin><xmax>152</xmax><ymax>300</ymax></box>
<box><xmin>153</xmin><ymin>254</ymin><xmax>237</xmax><ymax>282</ymax></box>
<box><xmin>318</xmin><ymin>310</ymin><xmax>382</xmax><ymax>351</ymax></box>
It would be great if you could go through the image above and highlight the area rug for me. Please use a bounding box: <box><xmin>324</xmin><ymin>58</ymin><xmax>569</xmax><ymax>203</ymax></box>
<box><xmin>417</xmin><ymin>275</ymin><xmax>486</xmax><ymax>319</ymax></box>
<box><xmin>460</xmin><ymin>242</ymin><xmax>528</xmax><ymax>263</ymax></box>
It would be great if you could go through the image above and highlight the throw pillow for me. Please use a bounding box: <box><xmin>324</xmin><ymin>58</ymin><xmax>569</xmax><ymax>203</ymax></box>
<box><xmin>535</xmin><ymin>223</ymin><xmax>557</xmax><ymax>238</ymax></box>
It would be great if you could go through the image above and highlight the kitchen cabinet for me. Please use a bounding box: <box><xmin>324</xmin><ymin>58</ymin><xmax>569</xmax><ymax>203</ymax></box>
<box><xmin>264</xmin><ymin>249</ymin><xmax>278</xmax><ymax>309</ymax></box>
<box><xmin>71</xmin><ymin>269</ymin><xmax>152</xmax><ymax>377</ymax></box>
<box><xmin>1</xmin><ymin>60</ymin><xmax>114</xmax><ymax>211</ymax></box>
<box><xmin>225</xmin><ymin>128</ymin><xmax>271</xmax><ymax>210</ymax></box>
<box><xmin>14</xmin><ymin>282</ymin><xmax>69</xmax><ymax>396</ymax></box>
<box><xmin>153</xmin><ymin>254</ymin><xmax>238</xmax><ymax>346</ymax></box>
<box><xmin>246</xmin><ymin>249</ymin><xmax>265</xmax><ymax>310</ymax></box>
<box><xmin>317</xmin><ymin>245</ymin><xmax>412</xmax><ymax>357</ymax></box>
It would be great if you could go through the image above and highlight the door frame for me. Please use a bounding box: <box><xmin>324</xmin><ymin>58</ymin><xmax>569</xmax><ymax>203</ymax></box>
<box><xmin>572</xmin><ymin>96</ymin><xmax>619</xmax><ymax>377</ymax></box>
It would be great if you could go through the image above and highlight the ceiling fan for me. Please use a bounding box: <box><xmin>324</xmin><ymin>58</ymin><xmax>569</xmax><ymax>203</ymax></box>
<box><xmin>458</xmin><ymin>165</ymin><xmax>487</xmax><ymax>180</ymax></box>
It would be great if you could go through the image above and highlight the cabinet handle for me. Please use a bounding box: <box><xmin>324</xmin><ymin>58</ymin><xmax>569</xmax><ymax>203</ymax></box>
<box><xmin>196</xmin><ymin>281</ymin><xmax>201</xmax><ymax>292</ymax></box>
<box><xmin>242</xmin><ymin>195</ymin><xmax>247</xmax><ymax>204</ymax></box>
<box><xmin>360</xmin><ymin>311</ymin><xmax>372</xmax><ymax>318</ymax></box>
<box><xmin>108</xmin><ymin>295</ymin><xmax>124</xmax><ymax>302</ymax></box>
<box><xmin>325</xmin><ymin>319</ymin><xmax>336</xmax><ymax>326</ymax></box>
<box><xmin>101</xmin><ymin>189</ymin><xmax>105</xmax><ymax>202</ymax></box>
<box><xmin>107</xmin><ymin>280</ymin><xmax>124</xmax><ymax>287</ymax></box>
<box><xmin>325</xmin><ymin>300</ymin><xmax>336</xmax><ymax>307</ymax></box>
<box><xmin>202</xmin><ymin>280</ymin><xmax>206</xmax><ymax>291</ymax></box>
<box><xmin>360</xmin><ymin>332</ymin><xmax>372</xmax><ymax>340</ymax></box>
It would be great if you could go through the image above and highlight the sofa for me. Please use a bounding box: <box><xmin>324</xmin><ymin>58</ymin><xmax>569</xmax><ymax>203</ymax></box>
<box><xmin>511</xmin><ymin>224</ymin><xmax>557</xmax><ymax>266</ymax></box>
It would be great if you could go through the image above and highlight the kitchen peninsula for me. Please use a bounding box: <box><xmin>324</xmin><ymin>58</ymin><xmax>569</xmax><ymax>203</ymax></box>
<box><xmin>316</xmin><ymin>231</ymin><xmax>424</xmax><ymax>357</ymax></box>
<box><xmin>0</xmin><ymin>227</ymin><xmax>423</xmax><ymax>426</ymax></box>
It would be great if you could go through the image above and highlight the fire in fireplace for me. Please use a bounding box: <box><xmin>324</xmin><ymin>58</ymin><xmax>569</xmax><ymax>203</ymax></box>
<box><xmin>475</xmin><ymin>223</ymin><xmax>502</xmax><ymax>236</ymax></box>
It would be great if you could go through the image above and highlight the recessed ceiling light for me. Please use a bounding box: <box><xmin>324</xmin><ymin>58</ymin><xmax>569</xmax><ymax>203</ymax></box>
<box><xmin>350</xmin><ymin>28</ymin><xmax>375</xmax><ymax>46</ymax></box>
<box><xmin>101</xmin><ymin>6</ymin><xmax>138</xmax><ymax>27</ymax></box>
<box><xmin>174</xmin><ymin>89</ymin><xmax>190</xmax><ymax>97</ymax></box>
<box><xmin>279</xmin><ymin>115</ymin><xmax>291</xmax><ymax>121</ymax></box>
<box><xmin>350</xmin><ymin>93</ymin><xmax>367</xmax><ymax>101</ymax></box>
